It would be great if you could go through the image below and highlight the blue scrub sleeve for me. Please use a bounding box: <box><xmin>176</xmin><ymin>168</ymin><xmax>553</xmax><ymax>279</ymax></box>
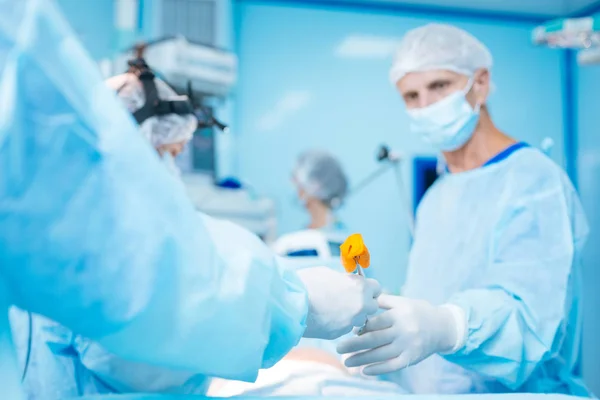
<box><xmin>0</xmin><ymin>0</ymin><xmax>307</xmax><ymax>382</ymax></box>
<box><xmin>74</xmin><ymin>338</ymin><xmax>211</xmax><ymax>394</ymax></box>
<box><xmin>73</xmin><ymin>217</ymin><xmax>309</xmax><ymax>393</ymax></box>
<box><xmin>444</xmin><ymin>188</ymin><xmax>585</xmax><ymax>389</ymax></box>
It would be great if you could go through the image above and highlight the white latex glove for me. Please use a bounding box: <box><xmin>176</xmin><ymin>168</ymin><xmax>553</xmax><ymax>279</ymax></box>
<box><xmin>297</xmin><ymin>266</ymin><xmax>381</xmax><ymax>340</ymax></box>
<box><xmin>336</xmin><ymin>294</ymin><xmax>467</xmax><ymax>375</ymax></box>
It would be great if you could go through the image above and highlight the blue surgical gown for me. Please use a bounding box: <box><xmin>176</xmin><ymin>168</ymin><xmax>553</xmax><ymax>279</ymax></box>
<box><xmin>11</xmin><ymin>221</ymin><xmax>347</xmax><ymax>399</ymax></box>
<box><xmin>10</xmin><ymin>308</ymin><xmax>115</xmax><ymax>400</ymax></box>
<box><xmin>0</xmin><ymin>0</ymin><xmax>308</xmax><ymax>398</ymax></box>
<box><xmin>10</xmin><ymin>308</ymin><xmax>212</xmax><ymax>399</ymax></box>
<box><xmin>393</xmin><ymin>147</ymin><xmax>588</xmax><ymax>395</ymax></box>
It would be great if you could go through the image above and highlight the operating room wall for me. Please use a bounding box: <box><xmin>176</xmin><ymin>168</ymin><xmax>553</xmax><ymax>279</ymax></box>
<box><xmin>55</xmin><ymin>0</ymin><xmax>148</xmax><ymax>59</ymax></box>
<box><xmin>56</xmin><ymin>0</ymin><xmax>115</xmax><ymax>59</ymax></box>
<box><xmin>234</xmin><ymin>1</ymin><xmax>566</xmax><ymax>293</ymax></box>
<box><xmin>575</xmin><ymin>48</ymin><xmax>600</xmax><ymax>395</ymax></box>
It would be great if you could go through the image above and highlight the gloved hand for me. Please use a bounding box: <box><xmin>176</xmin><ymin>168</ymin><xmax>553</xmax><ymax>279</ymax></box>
<box><xmin>336</xmin><ymin>294</ymin><xmax>467</xmax><ymax>375</ymax></box>
<box><xmin>297</xmin><ymin>266</ymin><xmax>381</xmax><ymax>340</ymax></box>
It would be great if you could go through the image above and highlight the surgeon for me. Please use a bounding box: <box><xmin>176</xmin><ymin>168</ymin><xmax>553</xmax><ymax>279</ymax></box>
<box><xmin>292</xmin><ymin>150</ymin><xmax>349</xmax><ymax>233</ymax></box>
<box><xmin>12</xmin><ymin>70</ymin><xmax>216</xmax><ymax>398</ymax></box>
<box><xmin>337</xmin><ymin>24</ymin><xmax>589</xmax><ymax>396</ymax></box>
<box><xmin>273</xmin><ymin>150</ymin><xmax>350</xmax><ymax>260</ymax></box>
<box><xmin>0</xmin><ymin>1</ymin><xmax>381</xmax><ymax>399</ymax></box>
<box><xmin>105</xmin><ymin>71</ymin><xmax>195</xmax><ymax>169</ymax></box>
<box><xmin>106</xmin><ymin>71</ymin><xmax>196</xmax><ymax>173</ymax></box>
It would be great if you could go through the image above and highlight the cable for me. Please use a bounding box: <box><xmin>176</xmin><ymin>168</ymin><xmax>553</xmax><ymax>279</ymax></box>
<box><xmin>349</xmin><ymin>164</ymin><xmax>392</xmax><ymax>196</ymax></box>
<box><xmin>21</xmin><ymin>311</ymin><xmax>33</xmax><ymax>382</ymax></box>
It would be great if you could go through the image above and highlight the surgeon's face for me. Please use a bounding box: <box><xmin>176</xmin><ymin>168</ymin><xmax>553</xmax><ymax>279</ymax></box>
<box><xmin>396</xmin><ymin>69</ymin><xmax>489</xmax><ymax>109</ymax></box>
<box><xmin>157</xmin><ymin>141</ymin><xmax>186</xmax><ymax>158</ymax></box>
<box><xmin>293</xmin><ymin>180</ymin><xmax>308</xmax><ymax>206</ymax></box>
<box><xmin>292</xmin><ymin>179</ymin><xmax>318</xmax><ymax>211</ymax></box>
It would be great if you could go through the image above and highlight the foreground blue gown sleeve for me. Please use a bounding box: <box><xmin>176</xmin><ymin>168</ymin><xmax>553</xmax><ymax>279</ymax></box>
<box><xmin>0</xmin><ymin>0</ymin><xmax>307</xmax><ymax>382</ymax></box>
<box><xmin>443</xmin><ymin>166</ymin><xmax>588</xmax><ymax>390</ymax></box>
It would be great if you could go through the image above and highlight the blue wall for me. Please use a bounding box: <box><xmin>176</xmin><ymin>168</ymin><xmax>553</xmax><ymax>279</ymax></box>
<box><xmin>234</xmin><ymin>1</ymin><xmax>566</xmax><ymax>292</ymax></box>
<box><xmin>56</xmin><ymin>0</ymin><xmax>115</xmax><ymax>59</ymax></box>
<box><xmin>55</xmin><ymin>0</ymin><xmax>164</xmax><ymax>60</ymax></box>
<box><xmin>575</xmin><ymin>45</ymin><xmax>600</xmax><ymax>396</ymax></box>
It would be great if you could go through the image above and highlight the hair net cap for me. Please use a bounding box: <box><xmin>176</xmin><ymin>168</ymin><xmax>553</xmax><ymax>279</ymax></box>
<box><xmin>390</xmin><ymin>24</ymin><xmax>493</xmax><ymax>84</ymax></box>
<box><xmin>105</xmin><ymin>73</ymin><xmax>197</xmax><ymax>148</ymax></box>
<box><xmin>293</xmin><ymin>150</ymin><xmax>348</xmax><ymax>207</ymax></box>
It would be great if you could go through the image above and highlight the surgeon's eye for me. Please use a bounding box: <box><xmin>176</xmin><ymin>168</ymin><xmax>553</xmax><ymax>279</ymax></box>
<box><xmin>429</xmin><ymin>80</ymin><xmax>451</xmax><ymax>91</ymax></box>
<box><xmin>403</xmin><ymin>91</ymin><xmax>418</xmax><ymax>104</ymax></box>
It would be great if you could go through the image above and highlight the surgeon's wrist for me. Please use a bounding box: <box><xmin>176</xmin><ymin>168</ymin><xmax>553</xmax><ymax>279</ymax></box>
<box><xmin>438</xmin><ymin>304</ymin><xmax>467</xmax><ymax>355</ymax></box>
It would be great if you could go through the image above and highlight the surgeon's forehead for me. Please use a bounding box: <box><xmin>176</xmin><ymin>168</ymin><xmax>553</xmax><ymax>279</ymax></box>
<box><xmin>396</xmin><ymin>69</ymin><xmax>465</xmax><ymax>92</ymax></box>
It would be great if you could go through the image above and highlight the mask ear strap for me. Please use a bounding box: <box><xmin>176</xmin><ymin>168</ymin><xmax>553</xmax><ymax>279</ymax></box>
<box><xmin>463</xmin><ymin>77</ymin><xmax>481</xmax><ymax>112</ymax></box>
<box><xmin>462</xmin><ymin>77</ymin><xmax>475</xmax><ymax>95</ymax></box>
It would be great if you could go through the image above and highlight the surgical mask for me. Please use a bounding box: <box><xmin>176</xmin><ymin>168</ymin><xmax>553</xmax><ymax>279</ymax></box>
<box><xmin>161</xmin><ymin>152</ymin><xmax>181</xmax><ymax>177</ymax></box>
<box><xmin>407</xmin><ymin>79</ymin><xmax>480</xmax><ymax>152</ymax></box>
